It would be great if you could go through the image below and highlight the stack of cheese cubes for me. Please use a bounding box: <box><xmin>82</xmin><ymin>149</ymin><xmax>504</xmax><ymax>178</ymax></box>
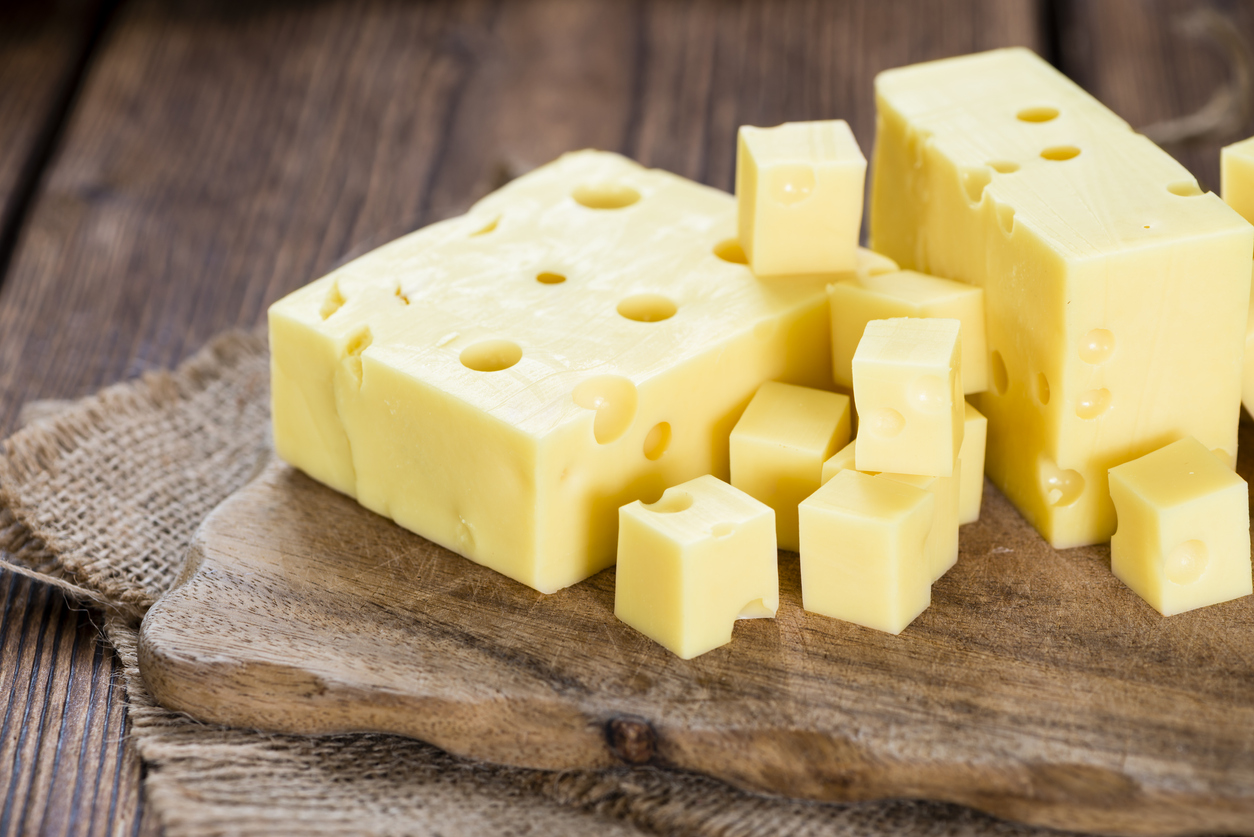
<box><xmin>268</xmin><ymin>46</ymin><xmax>1254</xmax><ymax>662</ymax></box>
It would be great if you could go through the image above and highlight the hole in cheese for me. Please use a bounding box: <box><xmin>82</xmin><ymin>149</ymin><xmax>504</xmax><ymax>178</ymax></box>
<box><xmin>962</xmin><ymin>168</ymin><xmax>991</xmax><ymax>204</ymax></box>
<box><xmin>864</xmin><ymin>408</ymin><xmax>905</xmax><ymax>439</ymax></box>
<box><xmin>711</xmin><ymin>522</ymin><xmax>735</xmax><ymax>538</ymax></box>
<box><xmin>996</xmin><ymin>203</ymin><xmax>1015</xmax><ymax>234</ymax></box>
<box><xmin>1167</xmin><ymin>179</ymin><xmax>1203</xmax><ymax>197</ymax></box>
<box><xmin>990</xmin><ymin>350</ymin><xmax>1009</xmax><ymax>395</ymax></box>
<box><xmin>645</xmin><ymin>491</ymin><xmax>694</xmax><ymax>514</ymax></box>
<box><xmin>470</xmin><ymin>216</ymin><xmax>500</xmax><ymax>236</ymax></box>
<box><xmin>573</xmin><ymin>183</ymin><xmax>640</xmax><ymax>209</ymax></box>
<box><xmin>713</xmin><ymin>239</ymin><xmax>748</xmax><ymax>264</ymax></box>
<box><xmin>1037</xmin><ymin>372</ymin><xmax>1051</xmax><ymax>405</ymax></box>
<box><xmin>573</xmin><ymin>375</ymin><xmax>638</xmax><ymax>444</ymax></box>
<box><xmin>1166</xmin><ymin>539</ymin><xmax>1208</xmax><ymax>585</ymax></box>
<box><xmin>460</xmin><ymin>339</ymin><xmax>522</xmax><ymax>373</ymax></box>
<box><xmin>1017</xmin><ymin>106</ymin><xmax>1060</xmax><ymax>122</ymax></box>
<box><xmin>988</xmin><ymin>160</ymin><xmax>1020</xmax><ymax>174</ymax></box>
<box><xmin>643</xmin><ymin>422</ymin><xmax>671</xmax><ymax>461</ymax></box>
<box><xmin>1041</xmin><ymin>145</ymin><xmax>1081</xmax><ymax>161</ymax></box>
<box><xmin>320</xmin><ymin>282</ymin><xmax>345</xmax><ymax>320</ymax></box>
<box><xmin>617</xmin><ymin>294</ymin><xmax>677</xmax><ymax>323</ymax></box>
<box><xmin>1079</xmin><ymin>329</ymin><xmax>1115</xmax><ymax>364</ymax></box>
<box><xmin>1075</xmin><ymin>388</ymin><xmax>1111</xmax><ymax>420</ymax></box>
<box><xmin>536</xmin><ymin>272</ymin><xmax>566</xmax><ymax>285</ymax></box>
<box><xmin>1039</xmin><ymin>457</ymin><xmax>1085</xmax><ymax>507</ymax></box>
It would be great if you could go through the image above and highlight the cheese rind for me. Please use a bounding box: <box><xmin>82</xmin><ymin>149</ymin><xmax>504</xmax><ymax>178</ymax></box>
<box><xmin>852</xmin><ymin>317</ymin><xmax>963</xmax><ymax>477</ymax></box>
<box><xmin>736</xmin><ymin>121</ymin><xmax>866</xmax><ymax>277</ymax></box>
<box><xmin>872</xmin><ymin>48</ymin><xmax>1253</xmax><ymax>549</ymax></box>
<box><xmin>829</xmin><ymin>270</ymin><xmax>987</xmax><ymax>393</ymax></box>
<box><xmin>958</xmin><ymin>401</ymin><xmax>988</xmax><ymax>524</ymax></box>
<box><xmin>798</xmin><ymin>469</ymin><xmax>933</xmax><ymax>634</ymax></box>
<box><xmin>1108</xmin><ymin>437</ymin><xmax>1252</xmax><ymax>616</ymax></box>
<box><xmin>270</xmin><ymin>150</ymin><xmax>857</xmax><ymax>593</ymax></box>
<box><xmin>615</xmin><ymin>475</ymin><xmax>779</xmax><ymax>659</ymax></box>
<box><xmin>730</xmin><ymin>381</ymin><xmax>851</xmax><ymax>551</ymax></box>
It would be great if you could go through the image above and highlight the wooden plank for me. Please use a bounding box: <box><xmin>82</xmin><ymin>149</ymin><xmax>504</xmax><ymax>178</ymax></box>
<box><xmin>0</xmin><ymin>0</ymin><xmax>109</xmax><ymax>271</ymax></box>
<box><xmin>1056</xmin><ymin>0</ymin><xmax>1254</xmax><ymax>193</ymax></box>
<box><xmin>0</xmin><ymin>570</ymin><xmax>143</xmax><ymax>836</ymax></box>
<box><xmin>0</xmin><ymin>0</ymin><xmax>1041</xmax><ymax>435</ymax></box>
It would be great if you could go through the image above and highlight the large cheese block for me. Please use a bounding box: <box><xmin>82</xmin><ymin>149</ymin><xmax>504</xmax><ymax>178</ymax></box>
<box><xmin>270</xmin><ymin>150</ymin><xmax>866</xmax><ymax>593</ymax></box>
<box><xmin>871</xmin><ymin>48</ymin><xmax>1253</xmax><ymax>548</ymax></box>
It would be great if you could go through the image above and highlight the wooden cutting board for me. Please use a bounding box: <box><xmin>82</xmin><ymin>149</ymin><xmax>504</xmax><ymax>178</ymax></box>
<box><xmin>139</xmin><ymin>451</ymin><xmax>1254</xmax><ymax>837</ymax></box>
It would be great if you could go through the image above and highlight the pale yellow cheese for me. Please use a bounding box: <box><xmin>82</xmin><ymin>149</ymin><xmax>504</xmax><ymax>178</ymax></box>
<box><xmin>829</xmin><ymin>269</ymin><xmax>987</xmax><ymax>393</ymax></box>
<box><xmin>872</xmin><ymin>48</ymin><xmax>1253</xmax><ymax>549</ymax></box>
<box><xmin>269</xmin><ymin>150</ymin><xmax>877</xmax><ymax>593</ymax></box>
<box><xmin>736</xmin><ymin>121</ymin><xmax>866</xmax><ymax>277</ymax></box>
<box><xmin>1108</xmin><ymin>437</ymin><xmax>1251</xmax><ymax>616</ymax></box>
<box><xmin>958</xmin><ymin>401</ymin><xmax>988</xmax><ymax>524</ymax></box>
<box><xmin>852</xmin><ymin>317</ymin><xmax>963</xmax><ymax>477</ymax></box>
<box><xmin>1219</xmin><ymin>138</ymin><xmax>1254</xmax><ymax>420</ymax></box>
<box><xmin>730</xmin><ymin>381</ymin><xmax>851</xmax><ymax>551</ymax></box>
<box><xmin>821</xmin><ymin>439</ymin><xmax>864</xmax><ymax>485</ymax></box>
<box><xmin>798</xmin><ymin>469</ymin><xmax>933</xmax><ymax>634</ymax></box>
<box><xmin>879</xmin><ymin>466</ymin><xmax>959</xmax><ymax>582</ymax></box>
<box><xmin>615</xmin><ymin>475</ymin><xmax>778</xmax><ymax>659</ymax></box>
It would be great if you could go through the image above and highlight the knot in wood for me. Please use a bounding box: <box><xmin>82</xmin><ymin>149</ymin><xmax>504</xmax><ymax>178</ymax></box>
<box><xmin>606</xmin><ymin>715</ymin><xmax>656</xmax><ymax>765</ymax></box>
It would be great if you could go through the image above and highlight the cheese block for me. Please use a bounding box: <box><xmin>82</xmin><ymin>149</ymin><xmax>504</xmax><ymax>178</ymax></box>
<box><xmin>829</xmin><ymin>269</ymin><xmax>987</xmax><ymax>393</ymax></box>
<box><xmin>270</xmin><ymin>150</ymin><xmax>880</xmax><ymax>593</ymax></box>
<box><xmin>730</xmin><ymin>381</ymin><xmax>851</xmax><ymax>551</ymax></box>
<box><xmin>615</xmin><ymin>475</ymin><xmax>778</xmax><ymax>659</ymax></box>
<box><xmin>958</xmin><ymin>401</ymin><xmax>988</xmax><ymax>524</ymax></box>
<box><xmin>1108</xmin><ymin>437</ymin><xmax>1252</xmax><ymax>616</ymax></box>
<box><xmin>872</xmin><ymin>48</ymin><xmax>1253</xmax><ymax>548</ymax></box>
<box><xmin>1220</xmin><ymin>137</ymin><xmax>1254</xmax><ymax>420</ymax></box>
<box><xmin>879</xmin><ymin>467</ymin><xmax>960</xmax><ymax>582</ymax></box>
<box><xmin>736</xmin><ymin>120</ymin><xmax>866</xmax><ymax>277</ymax></box>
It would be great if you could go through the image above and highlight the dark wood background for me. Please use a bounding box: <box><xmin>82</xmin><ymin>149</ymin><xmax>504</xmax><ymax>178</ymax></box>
<box><xmin>0</xmin><ymin>0</ymin><xmax>1249</xmax><ymax>833</ymax></box>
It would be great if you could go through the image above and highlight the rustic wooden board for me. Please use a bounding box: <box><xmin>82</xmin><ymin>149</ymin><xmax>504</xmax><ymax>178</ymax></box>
<box><xmin>141</xmin><ymin>422</ymin><xmax>1254</xmax><ymax>837</ymax></box>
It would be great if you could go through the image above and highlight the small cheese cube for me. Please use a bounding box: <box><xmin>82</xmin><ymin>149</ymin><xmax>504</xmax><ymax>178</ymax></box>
<box><xmin>852</xmin><ymin>318</ymin><xmax>963</xmax><ymax>477</ymax></box>
<box><xmin>958</xmin><ymin>401</ymin><xmax>988</xmax><ymax>524</ymax></box>
<box><xmin>1107</xmin><ymin>438</ymin><xmax>1252</xmax><ymax>616</ymax></box>
<box><xmin>736</xmin><ymin>120</ymin><xmax>866</xmax><ymax>277</ymax></box>
<box><xmin>730</xmin><ymin>381</ymin><xmax>851</xmax><ymax>551</ymax></box>
<box><xmin>1219</xmin><ymin>137</ymin><xmax>1254</xmax><ymax>420</ymax></box>
<box><xmin>798</xmin><ymin>469</ymin><xmax>933</xmax><ymax>634</ymax></box>
<box><xmin>829</xmin><ymin>270</ymin><xmax>987</xmax><ymax>393</ymax></box>
<box><xmin>615</xmin><ymin>475</ymin><xmax>779</xmax><ymax>659</ymax></box>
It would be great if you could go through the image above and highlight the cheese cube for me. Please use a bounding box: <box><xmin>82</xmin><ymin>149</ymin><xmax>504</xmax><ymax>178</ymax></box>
<box><xmin>878</xmin><ymin>465</ymin><xmax>960</xmax><ymax>582</ymax></box>
<box><xmin>852</xmin><ymin>318</ymin><xmax>963</xmax><ymax>477</ymax></box>
<box><xmin>736</xmin><ymin>120</ymin><xmax>866</xmax><ymax>277</ymax></box>
<box><xmin>615</xmin><ymin>475</ymin><xmax>779</xmax><ymax>659</ymax></box>
<box><xmin>959</xmin><ymin>401</ymin><xmax>988</xmax><ymax>524</ymax></box>
<box><xmin>730</xmin><ymin>381</ymin><xmax>851</xmax><ymax>551</ymax></box>
<box><xmin>798</xmin><ymin>469</ymin><xmax>933</xmax><ymax>634</ymax></box>
<box><xmin>1219</xmin><ymin>137</ymin><xmax>1254</xmax><ymax>420</ymax></box>
<box><xmin>270</xmin><ymin>150</ymin><xmax>858</xmax><ymax>593</ymax></box>
<box><xmin>820</xmin><ymin>438</ymin><xmax>879</xmax><ymax>485</ymax></box>
<box><xmin>1108</xmin><ymin>437</ymin><xmax>1252</xmax><ymax>616</ymax></box>
<box><xmin>829</xmin><ymin>270</ymin><xmax>987</xmax><ymax>393</ymax></box>
<box><xmin>872</xmin><ymin>48</ymin><xmax>1253</xmax><ymax>549</ymax></box>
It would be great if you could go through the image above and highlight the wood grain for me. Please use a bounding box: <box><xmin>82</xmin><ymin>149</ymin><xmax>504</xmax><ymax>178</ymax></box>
<box><xmin>0</xmin><ymin>569</ymin><xmax>145</xmax><ymax>836</ymax></box>
<box><xmin>141</xmin><ymin>439</ymin><xmax>1254</xmax><ymax>836</ymax></box>
<box><xmin>1057</xmin><ymin>0</ymin><xmax>1254</xmax><ymax>193</ymax></box>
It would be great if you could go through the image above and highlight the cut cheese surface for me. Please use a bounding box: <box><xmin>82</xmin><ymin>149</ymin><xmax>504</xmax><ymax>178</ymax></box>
<box><xmin>879</xmin><ymin>466</ymin><xmax>959</xmax><ymax>582</ymax></box>
<box><xmin>615</xmin><ymin>475</ymin><xmax>778</xmax><ymax>659</ymax></box>
<box><xmin>730</xmin><ymin>381</ymin><xmax>851</xmax><ymax>551</ymax></box>
<box><xmin>1108</xmin><ymin>437</ymin><xmax>1252</xmax><ymax>616</ymax></box>
<box><xmin>853</xmin><ymin>317</ymin><xmax>963</xmax><ymax>477</ymax></box>
<box><xmin>829</xmin><ymin>269</ymin><xmax>987</xmax><ymax>393</ymax></box>
<box><xmin>270</xmin><ymin>150</ymin><xmax>875</xmax><ymax>593</ymax></box>
<box><xmin>737</xmin><ymin>121</ymin><xmax>866</xmax><ymax>277</ymax></box>
<box><xmin>1220</xmin><ymin>138</ymin><xmax>1254</xmax><ymax>420</ymax></box>
<box><xmin>872</xmin><ymin>48</ymin><xmax>1253</xmax><ymax>548</ymax></box>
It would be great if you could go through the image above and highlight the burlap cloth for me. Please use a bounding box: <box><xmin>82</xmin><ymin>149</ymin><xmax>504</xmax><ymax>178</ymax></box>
<box><xmin>0</xmin><ymin>331</ymin><xmax>1073</xmax><ymax>837</ymax></box>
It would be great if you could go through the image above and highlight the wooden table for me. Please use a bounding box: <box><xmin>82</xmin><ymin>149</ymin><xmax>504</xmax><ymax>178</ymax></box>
<box><xmin>1</xmin><ymin>1</ymin><xmax>1250</xmax><ymax>833</ymax></box>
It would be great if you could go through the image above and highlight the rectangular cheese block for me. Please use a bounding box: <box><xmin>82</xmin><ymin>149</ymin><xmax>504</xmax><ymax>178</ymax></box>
<box><xmin>1220</xmin><ymin>136</ymin><xmax>1254</xmax><ymax>420</ymax></box>
<box><xmin>872</xmin><ymin>48</ymin><xmax>1253</xmax><ymax>548</ymax></box>
<box><xmin>270</xmin><ymin>150</ymin><xmax>871</xmax><ymax>593</ymax></box>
